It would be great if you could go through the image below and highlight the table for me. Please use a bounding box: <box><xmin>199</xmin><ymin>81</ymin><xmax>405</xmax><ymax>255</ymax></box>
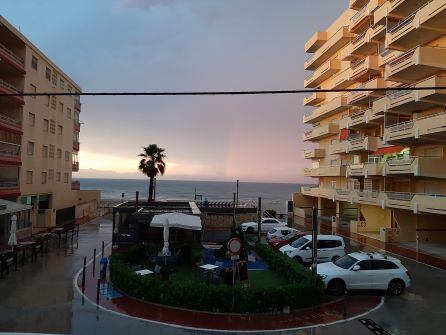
<box><xmin>18</xmin><ymin>241</ymin><xmax>40</xmax><ymax>262</ymax></box>
<box><xmin>199</xmin><ymin>264</ymin><xmax>220</xmax><ymax>283</ymax></box>
<box><xmin>199</xmin><ymin>264</ymin><xmax>220</xmax><ymax>271</ymax></box>
<box><xmin>135</xmin><ymin>269</ymin><xmax>154</xmax><ymax>276</ymax></box>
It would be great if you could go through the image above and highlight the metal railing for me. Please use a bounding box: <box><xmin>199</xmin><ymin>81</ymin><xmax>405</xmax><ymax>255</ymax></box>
<box><xmin>386</xmin><ymin>192</ymin><xmax>414</xmax><ymax>201</ymax></box>
<box><xmin>388</xmin><ymin>88</ymin><xmax>412</xmax><ymax>100</ymax></box>
<box><xmin>0</xmin><ymin>113</ymin><xmax>21</xmax><ymax>126</ymax></box>
<box><xmin>0</xmin><ymin>179</ymin><xmax>19</xmax><ymax>189</ymax></box>
<box><xmin>388</xmin><ymin>48</ymin><xmax>416</xmax><ymax>67</ymax></box>
<box><xmin>0</xmin><ymin>79</ymin><xmax>22</xmax><ymax>94</ymax></box>
<box><xmin>359</xmin><ymin>190</ymin><xmax>378</xmax><ymax>198</ymax></box>
<box><xmin>0</xmin><ymin>43</ymin><xmax>24</xmax><ymax>64</ymax></box>
<box><xmin>386</xmin><ymin>156</ymin><xmax>416</xmax><ymax>166</ymax></box>
<box><xmin>336</xmin><ymin>189</ymin><xmax>351</xmax><ymax>195</ymax></box>
<box><xmin>306</xmin><ymin>26</ymin><xmax>348</xmax><ymax>65</ymax></box>
<box><xmin>0</xmin><ymin>141</ymin><xmax>21</xmax><ymax>157</ymax></box>
<box><xmin>352</xmin><ymin>31</ymin><xmax>366</xmax><ymax>45</ymax></box>
<box><xmin>352</xmin><ymin>5</ymin><xmax>367</xmax><ymax>22</ymax></box>
<box><xmin>388</xmin><ymin>0</ymin><xmax>433</xmax><ymax>34</ymax></box>
<box><xmin>387</xmin><ymin>120</ymin><xmax>414</xmax><ymax>133</ymax></box>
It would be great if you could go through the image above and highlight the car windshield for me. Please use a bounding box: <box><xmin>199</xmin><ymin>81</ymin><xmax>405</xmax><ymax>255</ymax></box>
<box><xmin>268</xmin><ymin>229</ymin><xmax>276</xmax><ymax>234</ymax></box>
<box><xmin>334</xmin><ymin>255</ymin><xmax>359</xmax><ymax>269</ymax></box>
<box><xmin>290</xmin><ymin>237</ymin><xmax>309</xmax><ymax>249</ymax></box>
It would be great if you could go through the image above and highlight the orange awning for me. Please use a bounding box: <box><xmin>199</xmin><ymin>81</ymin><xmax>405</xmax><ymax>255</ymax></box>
<box><xmin>372</xmin><ymin>146</ymin><xmax>405</xmax><ymax>155</ymax></box>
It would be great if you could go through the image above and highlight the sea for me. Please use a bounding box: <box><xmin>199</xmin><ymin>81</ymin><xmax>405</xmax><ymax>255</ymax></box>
<box><xmin>78</xmin><ymin>178</ymin><xmax>307</xmax><ymax>214</ymax></box>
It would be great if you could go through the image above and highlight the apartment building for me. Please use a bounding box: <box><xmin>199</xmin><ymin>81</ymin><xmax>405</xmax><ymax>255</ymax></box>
<box><xmin>0</xmin><ymin>16</ymin><xmax>99</xmax><ymax>242</ymax></box>
<box><xmin>296</xmin><ymin>0</ymin><xmax>446</xmax><ymax>248</ymax></box>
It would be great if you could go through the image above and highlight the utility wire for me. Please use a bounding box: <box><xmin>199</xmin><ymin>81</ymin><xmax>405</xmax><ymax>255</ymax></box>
<box><xmin>0</xmin><ymin>86</ymin><xmax>445</xmax><ymax>97</ymax></box>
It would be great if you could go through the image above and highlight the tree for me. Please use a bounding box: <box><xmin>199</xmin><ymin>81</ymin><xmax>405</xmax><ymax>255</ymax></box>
<box><xmin>138</xmin><ymin>144</ymin><xmax>166</xmax><ymax>202</ymax></box>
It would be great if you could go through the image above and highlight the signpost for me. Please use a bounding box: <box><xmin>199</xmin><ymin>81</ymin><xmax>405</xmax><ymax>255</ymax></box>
<box><xmin>311</xmin><ymin>207</ymin><xmax>318</xmax><ymax>279</ymax></box>
<box><xmin>227</xmin><ymin>237</ymin><xmax>243</xmax><ymax>312</ymax></box>
<box><xmin>257</xmin><ymin>197</ymin><xmax>262</xmax><ymax>243</ymax></box>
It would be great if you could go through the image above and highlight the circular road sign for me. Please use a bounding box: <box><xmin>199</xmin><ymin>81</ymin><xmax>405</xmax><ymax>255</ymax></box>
<box><xmin>227</xmin><ymin>238</ymin><xmax>243</xmax><ymax>255</ymax></box>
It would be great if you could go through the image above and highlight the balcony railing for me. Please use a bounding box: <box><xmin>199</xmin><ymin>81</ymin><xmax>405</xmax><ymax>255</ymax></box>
<box><xmin>0</xmin><ymin>179</ymin><xmax>19</xmax><ymax>189</ymax></box>
<box><xmin>388</xmin><ymin>0</ymin><xmax>432</xmax><ymax>34</ymax></box>
<box><xmin>0</xmin><ymin>79</ymin><xmax>22</xmax><ymax>94</ymax></box>
<box><xmin>0</xmin><ymin>43</ymin><xmax>24</xmax><ymax>64</ymax></box>
<box><xmin>0</xmin><ymin>113</ymin><xmax>21</xmax><ymax>127</ymax></box>
<box><xmin>386</xmin><ymin>156</ymin><xmax>415</xmax><ymax>166</ymax></box>
<box><xmin>387</xmin><ymin>120</ymin><xmax>414</xmax><ymax>133</ymax></box>
<box><xmin>386</xmin><ymin>192</ymin><xmax>415</xmax><ymax>201</ymax></box>
<box><xmin>388</xmin><ymin>48</ymin><xmax>416</xmax><ymax>67</ymax></box>
<box><xmin>352</xmin><ymin>31</ymin><xmax>367</xmax><ymax>45</ymax></box>
<box><xmin>72</xmin><ymin>180</ymin><xmax>80</xmax><ymax>190</ymax></box>
<box><xmin>0</xmin><ymin>141</ymin><xmax>21</xmax><ymax>158</ymax></box>
<box><xmin>359</xmin><ymin>190</ymin><xmax>379</xmax><ymax>198</ymax></box>
<box><xmin>352</xmin><ymin>5</ymin><xmax>368</xmax><ymax>22</ymax></box>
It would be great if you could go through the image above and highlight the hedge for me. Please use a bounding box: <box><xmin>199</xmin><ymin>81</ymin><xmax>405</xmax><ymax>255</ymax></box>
<box><xmin>109</xmin><ymin>243</ymin><xmax>324</xmax><ymax>313</ymax></box>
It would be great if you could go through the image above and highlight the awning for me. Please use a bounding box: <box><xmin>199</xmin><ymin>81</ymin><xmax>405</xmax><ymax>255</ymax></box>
<box><xmin>0</xmin><ymin>199</ymin><xmax>31</xmax><ymax>216</ymax></box>
<box><xmin>372</xmin><ymin>146</ymin><xmax>406</xmax><ymax>156</ymax></box>
<box><xmin>151</xmin><ymin>212</ymin><xmax>202</xmax><ymax>231</ymax></box>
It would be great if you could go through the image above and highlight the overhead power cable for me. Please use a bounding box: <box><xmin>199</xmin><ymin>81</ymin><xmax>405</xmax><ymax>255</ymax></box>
<box><xmin>0</xmin><ymin>86</ymin><xmax>444</xmax><ymax>97</ymax></box>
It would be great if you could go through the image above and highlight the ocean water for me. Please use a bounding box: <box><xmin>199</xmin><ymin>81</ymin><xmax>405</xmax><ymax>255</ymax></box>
<box><xmin>78</xmin><ymin>178</ymin><xmax>304</xmax><ymax>214</ymax></box>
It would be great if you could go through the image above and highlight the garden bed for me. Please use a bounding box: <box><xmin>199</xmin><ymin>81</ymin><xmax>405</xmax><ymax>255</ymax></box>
<box><xmin>109</xmin><ymin>243</ymin><xmax>324</xmax><ymax>313</ymax></box>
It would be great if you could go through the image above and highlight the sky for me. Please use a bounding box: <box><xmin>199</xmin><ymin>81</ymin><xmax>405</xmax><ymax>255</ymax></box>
<box><xmin>2</xmin><ymin>0</ymin><xmax>348</xmax><ymax>183</ymax></box>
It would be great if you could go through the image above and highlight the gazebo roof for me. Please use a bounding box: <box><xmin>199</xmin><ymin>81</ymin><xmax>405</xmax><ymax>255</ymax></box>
<box><xmin>0</xmin><ymin>199</ymin><xmax>31</xmax><ymax>216</ymax></box>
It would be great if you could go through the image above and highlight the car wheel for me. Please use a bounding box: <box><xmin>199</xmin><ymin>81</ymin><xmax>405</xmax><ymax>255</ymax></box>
<box><xmin>246</xmin><ymin>227</ymin><xmax>254</xmax><ymax>234</ymax></box>
<box><xmin>293</xmin><ymin>256</ymin><xmax>303</xmax><ymax>264</ymax></box>
<box><xmin>327</xmin><ymin>279</ymin><xmax>346</xmax><ymax>296</ymax></box>
<box><xmin>332</xmin><ymin>255</ymin><xmax>340</xmax><ymax>262</ymax></box>
<box><xmin>388</xmin><ymin>279</ymin><xmax>405</xmax><ymax>296</ymax></box>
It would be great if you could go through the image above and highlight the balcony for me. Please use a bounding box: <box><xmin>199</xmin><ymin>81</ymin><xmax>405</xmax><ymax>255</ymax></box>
<box><xmin>71</xmin><ymin>180</ymin><xmax>80</xmax><ymax>190</ymax></box>
<box><xmin>350</xmin><ymin>28</ymin><xmax>380</xmax><ymax>56</ymax></box>
<box><xmin>72</xmin><ymin>162</ymin><xmax>79</xmax><ymax>172</ymax></box>
<box><xmin>386</xmin><ymin>47</ymin><xmax>446</xmax><ymax>83</ymax></box>
<box><xmin>0</xmin><ymin>141</ymin><xmax>21</xmax><ymax>166</ymax></box>
<box><xmin>387</xmin><ymin>1</ymin><xmax>446</xmax><ymax>49</ymax></box>
<box><xmin>303</xmin><ymin>165</ymin><xmax>346</xmax><ymax>177</ymax></box>
<box><xmin>302</xmin><ymin>123</ymin><xmax>339</xmax><ymax>142</ymax></box>
<box><xmin>370</xmin><ymin>23</ymin><xmax>386</xmax><ymax>40</ymax></box>
<box><xmin>303</xmin><ymin>148</ymin><xmax>325</xmax><ymax>159</ymax></box>
<box><xmin>341</xmin><ymin>109</ymin><xmax>376</xmax><ymax>129</ymax></box>
<box><xmin>330</xmin><ymin>136</ymin><xmax>381</xmax><ymax>155</ymax></box>
<box><xmin>305</xmin><ymin>31</ymin><xmax>328</xmax><ymax>53</ymax></box>
<box><xmin>0</xmin><ymin>42</ymin><xmax>25</xmax><ymax>74</ymax></box>
<box><xmin>378</xmin><ymin>47</ymin><xmax>403</xmax><ymax>67</ymax></box>
<box><xmin>73</xmin><ymin>141</ymin><xmax>80</xmax><ymax>151</ymax></box>
<box><xmin>383</xmin><ymin>156</ymin><xmax>446</xmax><ymax>178</ymax></box>
<box><xmin>303</xmin><ymin>95</ymin><xmax>349</xmax><ymax>124</ymax></box>
<box><xmin>304</xmin><ymin>59</ymin><xmax>341</xmax><ymax>88</ymax></box>
<box><xmin>350</xmin><ymin>0</ymin><xmax>385</xmax><ymax>33</ymax></box>
<box><xmin>0</xmin><ymin>178</ymin><xmax>20</xmax><ymax>197</ymax></box>
<box><xmin>350</xmin><ymin>56</ymin><xmax>381</xmax><ymax>82</ymax></box>
<box><xmin>347</xmin><ymin>77</ymin><xmax>386</xmax><ymax>106</ymax></box>
<box><xmin>350</xmin><ymin>0</ymin><xmax>369</xmax><ymax>10</ymax></box>
<box><xmin>0</xmin><ymin>113</ymin><xmax>22</xmax><ymax>134</ymax></box>
<box><xmin>347</xmin><ymin>160</ymin><xmax>383</xmax><ymax>177</ymax></box>
<box><xmin>300</xmin><ymin>186</ymin><xmax>335</xmax><ymax>199</ymax></box>
<box><xmin>330</xmin><ymin>68</ymin><xmax>355</xmax><ymax>89</ymax></box>
<box><xmin>358</xmin><ymin>190</ymin><xmax>380</xmax><ymax>205</ymax></box>
<box><xmin>304</xmin><ymin>26</ymin><xmax>354</xmax><ymax>70</ymax></box>
<box><xmin>303</xmin><ymin>92</ymin><xmax>326</xmax><ymax>106</ymax></box>
<box><xmin>74</xmin><ymin>120</ymin><xmax>81</xmax><ymax>132</ymax></box>
<box><xmin>0</xmin><ymin>79</ymin><xmax>24</xmax><ymax>105</ymax></box>
<box><xmin>74</xmin><ymin>98</ymin><xmax>81</xmax><ymax>111</ymax></box>
<box><xmin>384</xmin><ymin>111</ymin><xmax>446</xmax><ymax>144</ymax></box>
<box><xmin>389</xmin><ymin>0</ymin><xmax>438</xmax><ymax>18</ymax></box>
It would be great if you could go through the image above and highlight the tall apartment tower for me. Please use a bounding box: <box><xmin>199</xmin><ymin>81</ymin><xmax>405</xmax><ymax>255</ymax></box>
<box><xmin>0</xmin><ymin>16</ymin><xmax>98</xmax><ymax>240</ymax></box>
<box><xmin>296</xmin><ymin>1</ymin><xmax>446</xmax><ymax>247</ymax></box>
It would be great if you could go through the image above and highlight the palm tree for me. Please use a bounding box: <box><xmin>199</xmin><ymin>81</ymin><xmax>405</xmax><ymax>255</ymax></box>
<box><xmin>138</xmin><ymin>144</ymin><xmax>166</xmax><ymax>202</ymax></box>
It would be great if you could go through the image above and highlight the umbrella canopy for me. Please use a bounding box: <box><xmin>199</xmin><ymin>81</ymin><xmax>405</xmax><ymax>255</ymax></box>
<box><xmin>8</xmin><ymin>214</ymin><xmax>17</xmax><ymax>247</ymax></box>
<box><xmin>150</xmin><ymin>212</ymin><xmax>202</xmax><ymax>231</ymax></box>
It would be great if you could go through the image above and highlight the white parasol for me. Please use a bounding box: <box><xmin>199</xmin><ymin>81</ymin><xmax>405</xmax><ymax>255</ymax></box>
<box><xmin>7</xmin><ymin>214</ymin><xmax>17</xmax><ymax>248</ymax></box>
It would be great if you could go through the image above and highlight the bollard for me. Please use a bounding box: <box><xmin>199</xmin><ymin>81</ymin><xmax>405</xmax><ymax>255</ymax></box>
<box><xmin>93</xmin><ymin>248</ymin><xmax>96</xmax><ymax>277</ymax></box>
<box><xmin>101</xmin><ymin>241</ymin><xmax>104</xmax><ymax>257</ymax></box>
<box><xmin>82</xmin><ymin>256</ymin><xmax>86</xmax><ymax>287</ymax></box>
<box><xmin>96</xmin><ymin>279</ymin><xmax>101</xmax><ymax>304</ymax></box>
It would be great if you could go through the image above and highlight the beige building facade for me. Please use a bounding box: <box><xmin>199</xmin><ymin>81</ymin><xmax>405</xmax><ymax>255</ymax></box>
<box><xmin>0</xmin><ymin>16</ymin><xmax>99</xmax><ymax>240</ymax></box>
<box><xmin>296</xmin><ymin>1</ymin><xmax>446</xmax><ymax>246</ymax></box>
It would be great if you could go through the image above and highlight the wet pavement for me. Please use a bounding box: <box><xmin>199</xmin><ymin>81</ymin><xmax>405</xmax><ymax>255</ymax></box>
<box><xmin>0</xmin><ymin>217</ymin><xmax>445</xmax><ymax>334</ymax></box>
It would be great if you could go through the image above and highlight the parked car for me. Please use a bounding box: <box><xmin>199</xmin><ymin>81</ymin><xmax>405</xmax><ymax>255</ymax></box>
<box><xmin>266</xmin><ymin>227</ymin><xmax>297</xmax><ymax>241</ymax></box>
<box><xmin>279</xmin><ymin>235</ymin><xmax>345</xmax><ymax>264</ymax></box>
<box><xmin>240</xmin><ymin>218</ymin><xmax>287</xmax><ymax>234</ymax></box>
<box><xmin>268</xmin><ymin>231</ymin><xmax>311</xmax><ymax>250</ymax></box>
<box><xmin>318</xmin><ymin>252</ymin><xmax>411</xmax><ymax>296</ymax></box>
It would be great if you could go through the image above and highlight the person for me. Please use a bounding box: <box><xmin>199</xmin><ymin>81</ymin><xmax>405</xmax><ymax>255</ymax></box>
<box><xmin>203</xmin><ymin>198</ymin><xmax>209</xmax><ymax>207</ymax></box>
<box><xmin>100</xmin><ymin>256</ymin><xmax>108</xmax><ymax>281</ymax></box>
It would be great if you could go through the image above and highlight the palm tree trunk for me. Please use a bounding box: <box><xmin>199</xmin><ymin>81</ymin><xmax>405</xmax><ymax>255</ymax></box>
<box><xmin>148</xmin><ymin>177</ymin><xmax>154</xmax><ymax>202</ymax></box>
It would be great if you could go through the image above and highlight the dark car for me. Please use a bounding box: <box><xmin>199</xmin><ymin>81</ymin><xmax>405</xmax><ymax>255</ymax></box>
<box><xmin>268</xmin><ymin>231</ymin><xmax>310</xmax><ymax>251</ymax></box>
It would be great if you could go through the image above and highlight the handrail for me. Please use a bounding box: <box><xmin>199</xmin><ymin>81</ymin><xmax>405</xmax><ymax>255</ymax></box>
<box><xmin>0</xmin><ymin>79</ymin><xmax>22</xmax><ymax>94</ymax></box>
<box><xmin>0</xmin><ymin>180</ymin><xmax>19</xmax><ymax>189</ymax></box>
<box><xmin>0</xmin><ymin>113</ymin><xmax>21</xmax><ymax>126</ymax></box>
<box><xmin>386</xmin><ymin>156</ymin><xmax>416</xmax><ymax>165</ymax></box>
<box><xmin>352</xmin><ymin>58</ymin><xmax>366</xmax><ymax>70</ymax></box>
<box><xmin>386</xmin><ymin>192</ymin><xmax>415</xmax><ymax>201</ymax></box>
<box><xmin>352</xmin><ymin>31</ymin><xmax>367</xmax><ymax>45</ymax></box>
<box><xmin>359</xmin><ymin>190</ymin><xmax>378</xmax><ymax>198</ymax></box>
<box><xmin>0</xmin><ymin>43</ymin><xmax>24</xmax><ymax>64</ymax></box>
<box><xmin>388</xmin><ymin>47</ymin><xmax>416</xmax><ymax>67</ymax></box>
<box><xmin>352</xmin><ymin>5</ymin><xmax>367</xmax><ymax>22</ymax></box>
<box><xmin>388</xmin><ymin>0</ymin><xmax>433</xmax><ymax>34</ymax></box>
<box><xmin>386</xmin><ymin>120</ymin><xmax>414</xmax><ymax>132</ymax></box>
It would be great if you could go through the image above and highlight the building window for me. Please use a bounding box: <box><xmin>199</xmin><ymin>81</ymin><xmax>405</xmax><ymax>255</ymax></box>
<box><xmin>27</xmin><ymin>141</ymin><xmax>34</xmax><ymax>155</ymax></box>
<box><xmin>48</xmin><ymin>169</ymin><xmax>54</xmax><ymax>181</ymax></box>
<box><xmin>64</xmin><ymin>172</ymin><xmax>69</xmax><ymax>183</ymax></box>
<box><xmin>74</xmin><ymin>111</ymin><xmax>79</xmax><ymax>122</ymax></box>
<box><xmin>52</xmin><ymin>71</ymin><xmax>58</xmax><ymax>86</ymax></box>
<box><xmin>72</xmin><ymin>152</ymin><xmax>78</xmax><ymax>164</ymax></box>
<box><xmin>49</xmin><ymin>144</ymin><xmax>55</xmax><ymax>158</ymax></box>
<box><xmin>56</xmin><ymin>172</ymin><xmax>61</xmax><ymax>182</ymax></box>
<box><xmin>57</xmin><ymin>125</ymin><xmax>63</xmax><ymax>135</ymax></box>
<box><xmin>60</xmin><ymin>78</ymin><xmax>65</xmax><ymax>89</ymax></box>
<box><xmin>41</xmin><ymin>172</ymin><xmax>47</xmax><ymax>184</ymax></box>
<box><xmin>26</xmin><ymin>171</ymin><xmax>33</xmax><ymax>184</ymax></box>
<box><xmin>67</xmin><ymin>85</ymin><xmax>72</xmax><ymax>93</ymax></box>
<box><xmin>50</xmin><ymin>120</ymin><xmax>56</xmax><ymax>134</ymax></box>
<box><xmin>30</xmin><ymin>84</ymin><xmax>37</xmax><ymax>99</ymax></box>
<box><xmin>45</xmin><ymin>95</ymin><xmax>50</xmax><ymax>107</ymax></box>
<box><xmin>42</xmin><ymin>145</ymin><xmax>48</xmax><ymax>158</ymax></box>
<box><xmin>65</xmin><ymin>151</ymin><xmax>70</xmax><ymax>161</ymax></box>
<box><xmin>45</xmin><ymin>67</ymin><xmax>52</xmax><ymax>81</ymax></box>
<box><xmin>59</xmin><ymin>102</ymin><xmax>64</xmax><ymax>113</ymax></box>
<box><xmin>66</xmin><ymin>108</ymin><xmax>72</xmax><ymax>119</ymax></box>
<box><xmin>28</xmin><ymin>113</ymin><xmax>35</xmax><ymax>127</ymax></box>
<box><xmin>43</xmin><ymin>119</ymin><xmax>49</xmax><ymax>132</ymax></box>
<box><xmin>73</xmin><ymin>131</ymin><xmax>79</xmax><ymax>142</ymax></box>
<box><xmin>57</xmin><ymin>148</ymin><xmax>62</xmax><ymax>159</ymax></box>
<box><xmin>31</xmin><ymin>55</ymin><xmax>38</xmax><ymax>70</ymax></box>
<box><xmin>51</xmin><ymin>96</ymin><xmax>57</xmax><ymax>109</ymax></box>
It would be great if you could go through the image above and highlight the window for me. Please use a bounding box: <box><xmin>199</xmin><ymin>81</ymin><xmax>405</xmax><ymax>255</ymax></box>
<box><xmin>51</xmin><ymin>96</ymin><xmax>57</xmax><ymax>109</ymax></box>
<box><xmin>64</xmin><ymin>172</ymin><xmax>69</xmax><ymax>183</ymax></box>
<box><xmin>317</xmin><ymin>240</ymin><xmax>342</xmax><ymax>249</ymax></box>
<box><xmin>60</xmin><ymin>78</ymin><xmax>65</xmax><ymax>89</ymax></box>
<box><xmin>41</xmin><ymin>172</ymin><xmax>47</xmax><ymax>184</ymax></box>
<box><xmin>52</xmin><ymin>71</ymin><xmax>58</xmax><ymax>86</ymax></box>
<box><xmin>27</xmin><ymin>141</ymin><xmax>34</xmax><ymax>155</ymax></box>
<box><xmin>57</xmin><ymin>125</ymin><xmax>63</xmax><ymax>135</ymax></box>
<box><xmin>56</xmin><ymin>172</ymin><xmax>61</xmax><ymax>182</ymax></box>
<box><xmin>26</xmin><ymin>171</ymin><xmax>33</xmax><ymax>184</ymax></box>
<box><xmin>45</xmin><ymin>95</ymin><xmax>50</xmax><ymax>107</ymax></box>
<box><xmin>42</xmin><ymin>145</ymin><xmax>48</xmax><ymax>158</ymax></box>
<box><xmin>49</xmin><ymin>144</ymin><xmax>55</xmax><ymax>158</ymax></box>
<box><xmin>30</xmin><ymin>84</ymin><xmax>37</xmax><ymax>99</ymax></box>
<box><xmin>45</xmin><ymin>67</ymin><xmax>51</xmax><ymax>81</ymax></box>
<box><xmin>31</xmin><ymin>55</ymin><xmax>38</xmax><ymax>70</ymax></box>
<box><xmin>65</xmin><ymin>151</ymin><xmax>70</xmax><ymax>161</ymax></box>
<box><xmin>57</xmin><ymin>148</ymin><xmax>62</xmax><ymax>159</ymax></box>
<box><xmin>28</xmin><ymin>113</ymin><xmax>35</xmax><ymax>127</ymax></box>
<box><xmin>67</xmin><ymin>85</ymin><xmax>72</xmax><ymax>93</ymax></box>
<box><xmin>43</xmin><ymin>119</ymin><xmax>49</xmax><ymax>132</ymax></box>
<box><xmin>48</xmin><ymin>169</ymin><xmax>54</xmax><ymax>181</ymax></box>
<box><xmin>372</xmin><ymin>260</ymin><xmax>399</xmax><ymax>270</ymax></box>
<box><xmin>356</xmin><ymin>260</ymin><xmax>372</xmax><ymax>270</ymax></box>
<box><xmin>50</xmin><ymin>120</ymin><xmax>56</xmax><ymax>134</ymax></box>
<box><xmin>66</xmin><ymin>108</ymin><xmax>72</xmax><ymax>119</ymax></box>
<box><xmin>73</xmin><ymin>131</ymin><xmax>79</xmax><ymax>142</ymax></box>
<box><xmin>72</xmin><ymin>152</ymin><xmax>78</xmax><ymax>164</ymax></box>
<box><xmin>59</xmin><ymin>102</ymin><xmax>64</xmax><ymax>113</ymax></box>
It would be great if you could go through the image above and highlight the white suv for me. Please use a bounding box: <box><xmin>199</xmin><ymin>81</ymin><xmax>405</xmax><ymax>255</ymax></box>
<box><xmin>318</xmin><ymin>252</ymin><xmax>411</xmax><ymax>296</ymax></box>
<box><xmin>279</xmin><ymin>235</ymin><xmax>345</xmax><ymax>264</ymax></box>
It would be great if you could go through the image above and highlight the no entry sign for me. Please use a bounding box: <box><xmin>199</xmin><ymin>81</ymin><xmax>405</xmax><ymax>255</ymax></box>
<box><xmin>227</xmin><ymin>238</ymin><xmax>243</xmax><ymax>255</ymax></box>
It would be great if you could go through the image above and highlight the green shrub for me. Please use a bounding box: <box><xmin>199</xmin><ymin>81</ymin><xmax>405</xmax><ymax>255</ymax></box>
<box><xmin>109</xmin><ymin>243</ymin><xmax>324</xmax><ymax>313</ymax></box>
